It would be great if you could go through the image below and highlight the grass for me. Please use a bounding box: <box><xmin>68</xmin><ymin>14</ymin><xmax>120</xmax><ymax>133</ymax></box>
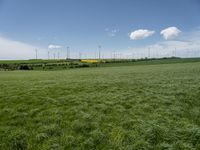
<box><xmin>0</xmin><ymin>61</ymin><xmax>200</xmax><ymax>149</ymax></box>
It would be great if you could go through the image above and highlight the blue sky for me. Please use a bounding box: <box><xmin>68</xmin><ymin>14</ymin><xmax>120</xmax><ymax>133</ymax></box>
<box><xmin>0</xmin><ymin>0</ymin><xmax>200</xmax><ymax>59</ymax></box>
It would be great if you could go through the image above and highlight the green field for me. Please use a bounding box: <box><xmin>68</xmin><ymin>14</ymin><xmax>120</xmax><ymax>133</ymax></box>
<box><xmin>0</xmin><ymin>61</ymin><xmax>200</xmax><ymax>149</ymax></box>
<box><xmin>1</xmin><ymin>58</ymin><xmax>200</xmax><ymax>71</ymax></box>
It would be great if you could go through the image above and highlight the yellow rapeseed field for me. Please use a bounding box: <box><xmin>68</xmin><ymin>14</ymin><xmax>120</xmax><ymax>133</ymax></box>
<box><xmin>81</xmin><ymin>59</ymin><xmax>100</xmax><ymax>63</ymax></box>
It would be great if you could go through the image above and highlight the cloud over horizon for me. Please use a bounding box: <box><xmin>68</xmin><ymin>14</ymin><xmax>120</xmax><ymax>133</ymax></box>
<box><xmin>129</xmin><ymin>29</ymin><xmax>155</xmax><ymax>40</ymax></box>
<box><xmin>160</xmin><ymin>27</ymin><xmax>181</xmax><ymax>40</ymax></box>
<box><xmin>48</xmin><ymin>44</ymin><xmax>62</xmax><ymax>49</ymax></box>
<box><xmin>129</xmin><ymin>28</ymin><xmax>200</xmax><ymax>58</ymax></box>
<box><xmin>0</xmin><ymin>36</ymin><xmax>47</xmax><ymax>60</ymax></box>
<box><xmin>0</xmin><ymin>27</ymin><xmax>199</xmax><ymax>60</ymax></box>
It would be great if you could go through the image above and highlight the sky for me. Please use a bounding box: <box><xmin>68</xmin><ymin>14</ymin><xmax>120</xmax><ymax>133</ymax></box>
<box><xmin>0</xmin><ymin>0</ymin><xmax>200</xmax><ymax>59</ymax></box>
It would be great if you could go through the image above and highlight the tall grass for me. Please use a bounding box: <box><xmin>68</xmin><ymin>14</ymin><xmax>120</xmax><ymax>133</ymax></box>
<box><xmin>0</xmin><ymin>61</ymin><xmax>200</xmax><ymax>149</ymax></box>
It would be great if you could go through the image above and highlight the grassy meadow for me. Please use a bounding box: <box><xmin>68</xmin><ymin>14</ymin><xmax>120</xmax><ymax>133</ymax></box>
<box><xmin>0</xmin><ymin>60</ymin><xmax>200</xmax><ymax>149</ymax></box>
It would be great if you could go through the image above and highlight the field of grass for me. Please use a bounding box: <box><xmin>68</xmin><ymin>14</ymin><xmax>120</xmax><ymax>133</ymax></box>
<box><xmin>0</xmin><ymin>61</ymin><xmax>200</xmax><ymax>149</ymax></box>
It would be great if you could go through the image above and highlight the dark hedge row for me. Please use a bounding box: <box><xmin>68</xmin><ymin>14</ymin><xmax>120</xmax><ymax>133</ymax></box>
<box><xmin>0</xmin><ymin>62</ymin><xmax>93</xmax><ymax>71</ymax></box>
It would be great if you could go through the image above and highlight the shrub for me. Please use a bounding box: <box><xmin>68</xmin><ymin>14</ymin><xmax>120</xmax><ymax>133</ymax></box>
<box><xmin>19</xmin><ymin>65</ymin><xmax>32</xmax><ymax>70</ymax></box>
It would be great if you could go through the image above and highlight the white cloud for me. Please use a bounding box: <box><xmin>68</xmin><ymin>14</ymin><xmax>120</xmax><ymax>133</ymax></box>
<box><xmin>0</xmin><ymin>27</ymin><xmax>200</xmax><ymax>60</ymax></box>
<box><xmin>129</xmin><ymin>29</ymin><xmax>155</xmax><ymax>40</ymax></box>
<box><xmin>48</xmin><ymin>44</ymin><xmax>62</xmax><ymax>49</ymax></box>
<box><xmin>105</xmin><ymin>28</ymin><xmax>119</xmax><ymax>37</ymax></box>
<box><xmin>119</xmin><ymin>27</ymin><xmax>200</xmax><ymax>59</ymax></box>
<box><xmin>119</xmin><ymin>39</ymin><xmax>199</xmax><ymax>59</ymax></box>
<box><xmin>0</xmin><ymin>36</ymin><xmax>47</xmax><ymax>60</ymax></box>
<box><xmin>160</xmin><ymin>27</ymin><xmax>181</xmax><ymax>40</ymax></box>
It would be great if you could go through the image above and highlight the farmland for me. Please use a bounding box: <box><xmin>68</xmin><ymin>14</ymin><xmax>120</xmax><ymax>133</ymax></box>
<box><xmin>0</xmin><ymin>59</ymin><xmax>200</xmax><ymax>149</ymax></box>
<box><xmin>1</xmin><ymin>57</ymin><xmax>200</xmax><ymax>71</ymax></box>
